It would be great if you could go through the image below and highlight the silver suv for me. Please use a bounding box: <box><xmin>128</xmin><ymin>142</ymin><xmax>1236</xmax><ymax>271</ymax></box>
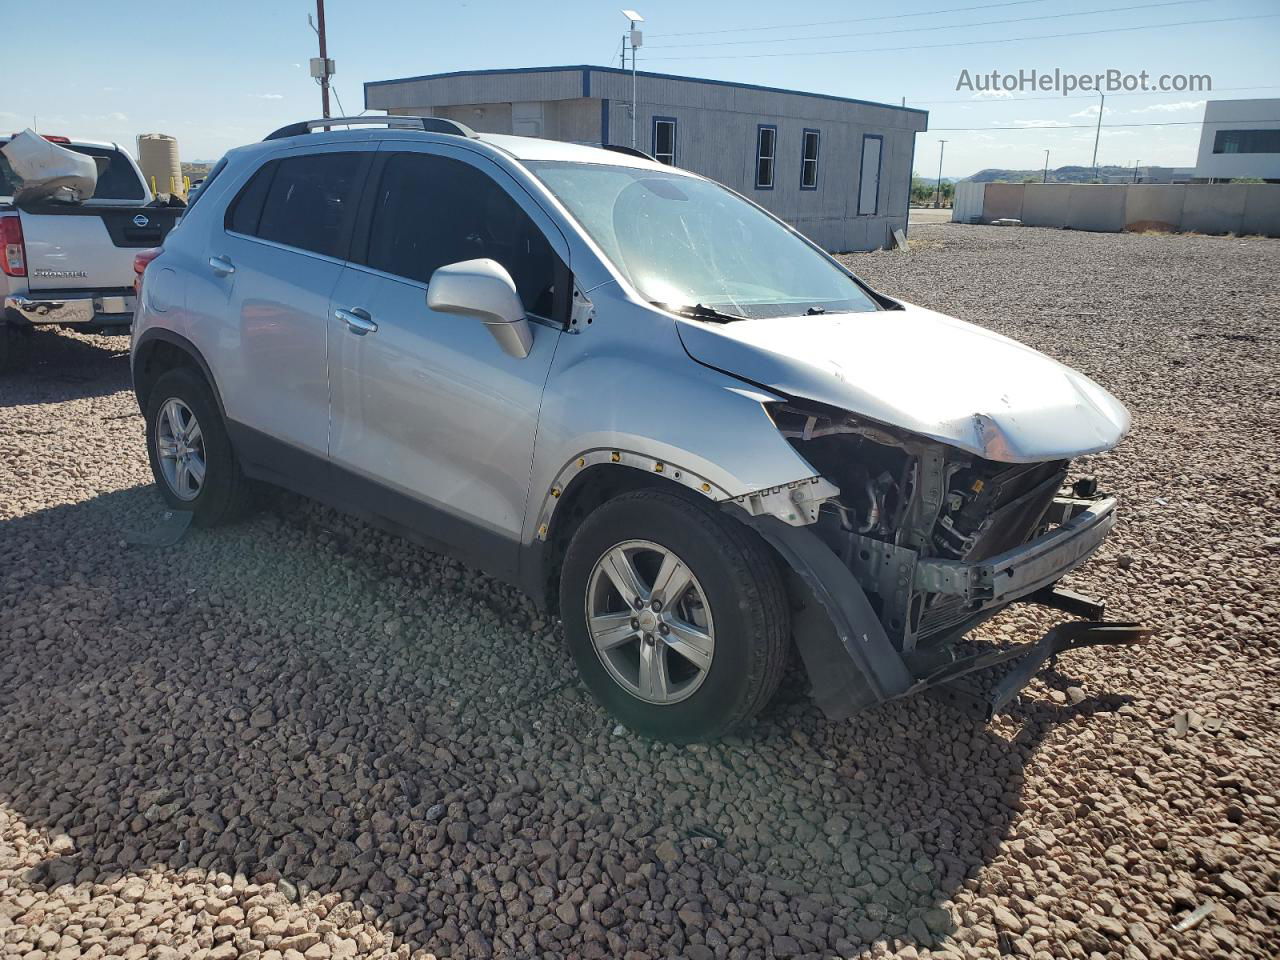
<box><xmin>132</xmin><ymin>117</ymin><xmax>1140</xmax><ymax>742</ymax></box>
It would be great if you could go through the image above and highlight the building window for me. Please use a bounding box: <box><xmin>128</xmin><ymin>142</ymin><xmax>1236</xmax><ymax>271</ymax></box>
<box><xmin>755</xmin><ymin>125</ymin><xmax>777</xmax><ymax>189</ymax></box>
<box><xmin>857</xmin><ymin>134</ymin><xmax>883</xmax><ymax>216</ymax></box>
<box><xmin>1213</xmin><ymin>129</ymin><xmax>1280</xmax><ymax>154</ymax></box>
<box><xmin>652</xmin><ymin>117</ymin><xmax>677</xmax><ymax>165</ymax></box>
<box><xmin>800</xmin><ymin>129</ymin><xmax>820</xmax><ymax>190</ymax></box>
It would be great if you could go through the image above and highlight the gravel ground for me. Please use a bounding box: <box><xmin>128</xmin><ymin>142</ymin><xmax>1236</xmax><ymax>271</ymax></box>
<box><xmin>2</xmin><ymin>224</ymin><xmax>1278</xmax><ymax>960</ymax></box>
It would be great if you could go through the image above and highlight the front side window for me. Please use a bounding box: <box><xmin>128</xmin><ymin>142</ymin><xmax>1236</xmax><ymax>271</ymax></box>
<box><xmin>236</xmin><ymin>152</ymin><xmax>364</xmax><ymax>259</ymax></box>
<box><xmin>800</xmin><ymin>130</ymin><xmax>820</xmax><ymax>190</ymax></box>
<box><xmin>652</xmin><ymin>118</ymin><xmax>677</xmax><ymax>165</ymax></box>
<box><xmin>529</xmin><ymin>161</ymin><xmax>877</xmax><ymax>319</ymax></box>
<box><xmin>755</xmin><ymin>125</ymin><xmax>776</xmax><ymax>189</ymax></box>
<box><xmin>363</xmin><ymin>152</ymin><xmax>558</xmax><ymax>316</ymax></box>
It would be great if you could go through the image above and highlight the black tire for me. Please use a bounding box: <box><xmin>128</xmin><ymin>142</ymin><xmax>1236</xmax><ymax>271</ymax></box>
<box><xmin>560</xmin><ymin>489</ymin><xmax>790</xmax><ymax>742</ymax></box>
<box><xmin>144</xmin><ymin>366</ymin><xmax>252</xmax><ymax>526</ymax></box>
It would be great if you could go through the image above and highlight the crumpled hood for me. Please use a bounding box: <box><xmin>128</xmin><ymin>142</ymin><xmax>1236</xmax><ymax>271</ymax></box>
<box><xmin>675</xmin><ymin>300</ymin><xmax>1130</xmax><ymax>463</ymax></box>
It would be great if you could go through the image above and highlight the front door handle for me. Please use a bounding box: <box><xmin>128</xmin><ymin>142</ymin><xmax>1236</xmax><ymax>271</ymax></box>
<box><xmin>336</xmin><ymin>306</ymin><xmax>378</xmax><ymax>335</ymax></box>
<box><xmin>208</xmin><ymin>255</ymin><xmax>235</xmax><ymax>277</ymax></box>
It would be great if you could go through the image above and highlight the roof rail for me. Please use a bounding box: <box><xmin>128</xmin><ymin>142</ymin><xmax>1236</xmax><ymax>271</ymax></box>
<box><xmin>263</xmin><ymin>116</ymin><xmax>478</xmax><ymax>142</ymax></box>
<box><xmin>602</xmin><ymin>144</ymin><xmax>657</xmax><ymax>162</ymax></box>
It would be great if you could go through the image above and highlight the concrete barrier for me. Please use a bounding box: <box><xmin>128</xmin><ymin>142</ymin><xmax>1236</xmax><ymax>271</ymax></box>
<box><xmin>1066</xmin><ymin>184</ymin><xmax>1128</xmax><ymax>232</ymax></box>
<box><xmin>952</xmin><ymin>181</ymin><xmax>985</xmax><ymax>223</ymax></box>
<box><xmin>1021</xmin><ymin>183</ymin><xmax>1073</xmax><ymax>227</ymax></box>
<box><xmin>951</xmin><ymin>182</ymin><xmax>1280</xmax><ymax>236</ymax></box>
<box><xmin>1182</xmin><ymin>184</ymin><xmax>1249</xmax><ymax>235</ymax></box>
<box><xmin>1124</xmin><ymin>184</ymin><xmax>1186</xmax><ymax>232</ymax></box>
<box><xmin>981</xmin><ymin>182</ymin><xmax>1024</xmax><ymax>222</ymax></box>
<box><xmin>1242</xmin><ymin>184</ymin><xmax>1280</xmax><ymax>236</ymax></box>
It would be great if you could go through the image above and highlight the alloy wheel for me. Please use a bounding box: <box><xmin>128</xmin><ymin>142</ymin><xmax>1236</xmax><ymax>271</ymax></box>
<box><xmin>155</xmin><ymin>398</ymin><xmax>206</xmax><ymax>502</ymax></box>
<box><xmin>585</xmin><ymin>539</ymin><xmax>716</xmax><ymax>705</ymax></box>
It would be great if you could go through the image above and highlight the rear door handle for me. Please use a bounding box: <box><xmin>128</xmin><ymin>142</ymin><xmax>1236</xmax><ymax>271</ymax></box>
<box><xmin>208</xmin><ymin>255</ymin><xmax>235</xmax><ymax>277</ymax></box>
<box><xmin>336</xmin><ymin>306</ymin><xmax>378</xmax><ymax>335</ymax></box>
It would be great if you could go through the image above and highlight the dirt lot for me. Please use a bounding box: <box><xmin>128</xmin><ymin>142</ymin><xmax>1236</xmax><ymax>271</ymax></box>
<box><xmin>2</xmin><ymin>224</ymin><xmax>1278</xmax><ymax>959</ymax></box>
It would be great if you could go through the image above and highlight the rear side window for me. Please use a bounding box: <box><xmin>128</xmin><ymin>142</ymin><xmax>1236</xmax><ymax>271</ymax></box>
<box><xmin>363</xmin><ymin>152</ymin><xmax>559</xmax><ymax>316</ymax></box>
<box><xmin>233</xmin><ymin>152</ymin><xmax>364</xmax><ymax>259</ymax></box>
<box><xmin>226</xmin><ymin>162</ymin><xmax>275</xmax><ymax>235</ymax></box>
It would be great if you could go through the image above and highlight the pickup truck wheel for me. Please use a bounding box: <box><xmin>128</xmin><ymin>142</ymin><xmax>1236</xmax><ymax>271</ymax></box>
<box><xmin>144</xmin><ymin>367</ymin><xmax>251</xmax><ymax>526</ymax></box>
<box><xmin>561</xmin><ymin>489</ymin><xmax>789</xmax><ymax>743</ymax></box>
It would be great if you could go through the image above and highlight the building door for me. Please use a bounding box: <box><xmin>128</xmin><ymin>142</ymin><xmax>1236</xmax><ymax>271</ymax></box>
<box><xmin>858</xmin><ymin>134</ymin><xmax>883</xmax><ymax>216</ymax></box>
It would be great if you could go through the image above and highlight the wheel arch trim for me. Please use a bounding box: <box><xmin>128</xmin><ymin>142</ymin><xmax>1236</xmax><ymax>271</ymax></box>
<box><xmin>132</xmin><ymin>328</ymin><xmax>225</xmax><ymax>418</ymax></box>
<box><xmin>727</xmin><ymin>507</ymin><xmax>915</xmax><ymax>712</ymax></box>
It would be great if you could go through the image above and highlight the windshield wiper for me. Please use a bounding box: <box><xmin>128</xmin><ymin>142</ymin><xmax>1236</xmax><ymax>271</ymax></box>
<box><xmin>651</xmin><ymin>301</ymin><xmax>748</xmax><ymax>323</ymax></box>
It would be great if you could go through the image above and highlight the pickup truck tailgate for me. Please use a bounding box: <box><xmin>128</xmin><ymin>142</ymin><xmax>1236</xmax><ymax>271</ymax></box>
<box><xmin>19</xmin><ymin>206</ymin><xmax>179</xmax><ymax>290</ymax></box>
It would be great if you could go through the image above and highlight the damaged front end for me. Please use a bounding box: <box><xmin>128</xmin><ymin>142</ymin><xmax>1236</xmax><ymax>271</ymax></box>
<box><xmin>742</xmin><ymin>401</ymin><xmax>1146</xmax><ymax>720</ymax></box>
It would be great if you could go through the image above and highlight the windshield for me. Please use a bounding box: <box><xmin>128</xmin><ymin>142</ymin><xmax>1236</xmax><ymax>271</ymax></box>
<box><xmin>528</xmin><ymin>161</ymin><xmax>878</xmax><ymax>319</ymax></box>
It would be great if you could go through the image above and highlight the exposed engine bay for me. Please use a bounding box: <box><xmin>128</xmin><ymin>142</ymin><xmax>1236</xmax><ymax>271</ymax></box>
<box><xmin>770</xmin><ymin>401</ymin><xmax>1109</xmax><ymax>655</ymax></box>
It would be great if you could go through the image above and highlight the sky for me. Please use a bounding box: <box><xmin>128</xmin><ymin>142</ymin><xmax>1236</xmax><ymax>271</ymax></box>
<box><xmin>4</xmin><ymin>0</ymin><xmax>1278</xmax><ymax>178</ymax></box>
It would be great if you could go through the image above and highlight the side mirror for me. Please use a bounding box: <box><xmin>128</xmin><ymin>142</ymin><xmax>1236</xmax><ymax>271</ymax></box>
<box><xmin>426</xmin><ymin>258</ymin><xmax>532</xmax><ymax>358</ymax></box>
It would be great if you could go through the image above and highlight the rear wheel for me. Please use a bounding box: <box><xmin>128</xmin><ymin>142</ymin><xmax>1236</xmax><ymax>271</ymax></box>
<box><xmin>144</xmin><ymin>367</ymin><xmax>252</xmax><ymax>526</ymax></box>
<box><xmin>560</xmin><ymin>489</ymin><xmax>790</xmax><ymax>742</ymax></box>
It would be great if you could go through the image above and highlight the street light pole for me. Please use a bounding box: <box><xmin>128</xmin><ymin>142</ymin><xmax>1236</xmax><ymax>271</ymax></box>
<box><xmin>934</xmin><ymin>140</ymin><xmax>947</xmax><ymax>208</ymax></box>
<box><xmin>1091</xmin><ymin>92</ymin><xmax>1105</xmax><ymax>181</ymax></box>
<box><xmin>1043</xmin><ymin>149</ymin><xmax>1050</xmax><ymax>183</ymax></box>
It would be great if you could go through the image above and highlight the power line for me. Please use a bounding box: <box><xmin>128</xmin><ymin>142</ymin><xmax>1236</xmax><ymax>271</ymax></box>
<box><xmin>647</xmin><ymin>0</ymin><xmax>1206</xmax><ymax>49</ymax></box>
<box><xmin>649</xmin><ymin>0</ymin><xmax>1050</xmax><ymax>39</ymax></box>
<box><xmin>645</xmin><ymin>13</ymin><xmax>1279</xmax><ymax>61</ymax></box>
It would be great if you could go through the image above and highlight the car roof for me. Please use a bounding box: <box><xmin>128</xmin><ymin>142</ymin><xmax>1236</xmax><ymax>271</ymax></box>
<box><xmin>238</xmin><ymin>121</ymin><xmax>694</xmax><ymax>174</ymax></box>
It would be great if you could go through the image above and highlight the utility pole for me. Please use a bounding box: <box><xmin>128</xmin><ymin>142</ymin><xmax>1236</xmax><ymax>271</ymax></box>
<box><xmin>1133</xmin><ymin>160</ymin><xmax>1140</xmax><ymax>183</ymax></box>
<box><xmin>934</xmin><ymin>140</ymin><xmax>947</xmax><ymax>208</ymax></box>
<box><xmin>1043</xmin><ymin>149</ymin><xmax>1050</xmax><ymax>183</ymax></box>
<box><xmin>1091</xmin><ymin>92</ymin><xmax>1105</xmax><ymax>182</ymax></box>
<box><xmin>316</xmin><ymin>0</ymin><xmax>331</xmax><ymax>119</ymax></box>
<box><xmin>622</xmin><ymin>11</ymin><xmax>644</xmax><ymax>149</ymax></box>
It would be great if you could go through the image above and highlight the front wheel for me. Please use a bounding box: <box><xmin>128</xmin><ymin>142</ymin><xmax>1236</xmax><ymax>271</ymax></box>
<box><xmin>560</xmin><ymin>490</ymin><xmax>790</xmax><ymax>742</ymax></box>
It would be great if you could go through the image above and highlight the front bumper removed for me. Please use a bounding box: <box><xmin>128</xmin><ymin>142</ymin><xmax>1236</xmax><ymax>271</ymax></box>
<box><xmin>909</xmin><ymin>619</ymin><xmax>1149</xmax><ymax>721</ymax></box>
<box><xmin>734</xmin><ymin>495</ymin><xmax>1146</xmax><ymax>723</ymax></box>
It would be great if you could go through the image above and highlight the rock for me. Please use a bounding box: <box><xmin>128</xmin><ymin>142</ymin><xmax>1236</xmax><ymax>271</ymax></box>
<box><xmin>1217</xmin><ymin>873</ymin><xmax>1253</xmax><ymax>898</ymax></box>
<box><xmin>772</xmin><ymin>935</ymin><xmax>802</xmax><ymax>957</ymax></box>
<box><xmin>655</xmin><ymin>839</ymin><xmax>680</xmax><ymax>863</ymax></box>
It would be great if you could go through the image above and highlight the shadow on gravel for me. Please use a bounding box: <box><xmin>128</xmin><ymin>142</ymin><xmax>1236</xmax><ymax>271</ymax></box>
<box><xmin>0</xmin><ymin>486</ymin><xmax>1124</xmax><ymax>958</ymax></box>
<box><xmin>0</xmin><ymin>328</ymin><xmax>131</xmax><ymax>406</ymax></box>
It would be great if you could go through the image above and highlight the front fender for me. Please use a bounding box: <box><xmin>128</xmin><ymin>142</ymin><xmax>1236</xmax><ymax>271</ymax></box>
<box><xmin>522</xmin><ymin>288</ymin><xmax>825</xmax><ymax>548</ymax></box>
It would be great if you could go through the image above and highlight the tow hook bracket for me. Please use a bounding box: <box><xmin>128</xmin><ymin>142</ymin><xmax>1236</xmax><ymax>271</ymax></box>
<box><xmin>1025</xmin><ymin>584</ymin><xmax>1106</xmax><ymax>620</ymax></box>
<box><xmin>923</xmin><ymin>620</ymin><xmax>1149</xmax><ymax>721</ymax></box>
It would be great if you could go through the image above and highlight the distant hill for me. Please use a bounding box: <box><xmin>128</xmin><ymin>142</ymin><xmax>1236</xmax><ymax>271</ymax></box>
<box><xmin>181</xmin><ymin>161</ymin><xmax>213</xmax><ymax>182</ymax></box>
<box><xmin>965</xmin><ymin>165</ymin><xmax>1144</xmax><ymax>183</ymax></box>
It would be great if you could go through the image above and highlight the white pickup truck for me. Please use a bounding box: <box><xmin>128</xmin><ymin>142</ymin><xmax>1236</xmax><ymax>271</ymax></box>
<box><xmin>1</xmin><ymin>132</ymin><xmax>182</xmax><ymax>368</ymax></box>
